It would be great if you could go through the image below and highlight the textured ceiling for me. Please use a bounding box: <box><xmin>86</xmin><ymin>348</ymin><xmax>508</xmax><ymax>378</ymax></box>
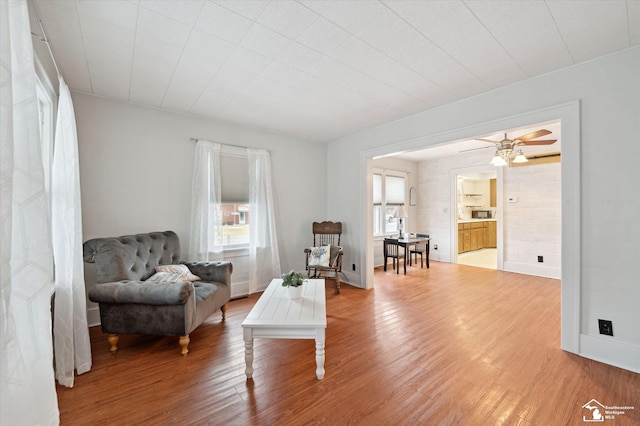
<box><xmin>34</xmin><ymin>0</ymin><xmax>639</xmax><ymax>142</ymax></box>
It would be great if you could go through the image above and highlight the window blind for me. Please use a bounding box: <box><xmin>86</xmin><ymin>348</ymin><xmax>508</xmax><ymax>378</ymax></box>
<box><xmin>385</xmin><ymin>175</ymin><xmax>405</xmax><ymax>205</ymax></box>
<box><xmin>373</xmin><ymin>174</ymin><xmax>382</xmax><ymax>205</ymax></box>
<box><xmin>220</xmin><ymin>154</ymin><xmax>249</xmax><ymax>203</ymax></box>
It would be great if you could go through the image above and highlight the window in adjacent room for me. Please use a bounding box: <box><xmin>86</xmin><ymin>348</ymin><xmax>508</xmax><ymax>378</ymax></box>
<box><xmin>373</xmin><ymin>170</ymin><xmax>406</xmax><ymax>236</ymax></box>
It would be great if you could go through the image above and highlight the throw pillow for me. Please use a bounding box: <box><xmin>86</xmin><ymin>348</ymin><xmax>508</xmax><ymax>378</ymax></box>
<box><xmin>155</xmin><ymin>264</ymin><xmax>201</xmax><ymax>281</ymax></box>
<box><xmin>146</xmin><ymin>272</ymin><xmax>181</xmax><ymax>283</ymax></box>
<box><xmin>308</xmin><ymin>245</ymin><xmax>330</xmax><ymax>267</ymax></box>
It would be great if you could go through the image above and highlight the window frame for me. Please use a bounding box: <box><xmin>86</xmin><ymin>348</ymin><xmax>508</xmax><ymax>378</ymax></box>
<box><xmin>35</xmin><ymin>76</ymin><xmax>55</xmax><ymax>197</ymax></box>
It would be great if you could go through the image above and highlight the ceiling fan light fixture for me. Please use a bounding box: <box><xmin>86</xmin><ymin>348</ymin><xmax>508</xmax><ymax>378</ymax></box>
<box><xmin>480</xmin><ymin>128</ymin><xmax>556</xmax><ymax>167</ymax></box>
<box><xmin>512</xmin><ymin>150</ymin><xmax>529</xmax><ymax>163</ymax></box>
<box><xmin>490</xmin><ymin>152</ymin><xmax>507</xmax><ymax>166</ymax></box>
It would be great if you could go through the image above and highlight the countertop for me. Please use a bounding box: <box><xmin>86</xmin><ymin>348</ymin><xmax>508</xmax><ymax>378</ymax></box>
<box><xmin>457</xmin><ymin>218</ymin><xmax>497</xmax><ymax>223</ymax></box>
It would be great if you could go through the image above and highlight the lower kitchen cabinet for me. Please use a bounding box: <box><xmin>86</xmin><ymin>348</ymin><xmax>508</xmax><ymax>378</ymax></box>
<box><xmin>486</xmin><ymin>221</ymin><xmax>497</xmax><ymax>248</ymax></box>
<box><xmin>458</xmin><ymin>221</ymin><xmax>496</xmax><ymax>253</ymax></box>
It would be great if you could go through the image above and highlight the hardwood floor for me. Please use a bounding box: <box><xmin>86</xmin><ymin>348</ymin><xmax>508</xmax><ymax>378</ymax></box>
<box><xmin>57</xmin><ymin>262</ymin><xmax>640</xmax><ymax>425</ymax></box>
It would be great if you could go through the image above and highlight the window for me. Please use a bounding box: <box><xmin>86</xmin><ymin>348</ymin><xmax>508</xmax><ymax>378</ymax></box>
<box><xmin>35</xmin><ymin>76</ymin><xmax>55</xmax><ymax>292</ymax></box>
<box><xmin>36</xmin><ymin>77</ymin><xmax>54</xmax><ymax>195</ymax></box>
<box><xmin>220</xmin><ymin>152</ymin><xmax>249</xmax><ymax>248</ymax></box>
<box><xmin>373</xmin><ymin>170</ymin><xmax>406</xmax><ymax>236</ymax></box>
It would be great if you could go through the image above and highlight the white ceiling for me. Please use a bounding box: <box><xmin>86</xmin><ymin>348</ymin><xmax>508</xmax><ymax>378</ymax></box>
<box><xmin>33</xmin><ymin>0</ymin><xmax>639</xmax><ymax>143</ymax></box>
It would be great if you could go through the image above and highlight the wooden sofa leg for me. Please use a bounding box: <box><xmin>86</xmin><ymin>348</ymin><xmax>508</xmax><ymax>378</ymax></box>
<box><xmin>221</xmin><ymin>304</ymin><xmax>227</xmax><ymax>320</ymax></box>
<box><xmin>179</xmin><ymin>335</ymin><xmax>190</xmax><ymax>356</ymax></box>
<box><xmin>108</xmin><ymin>334</ymin><xmax>119</xmax><ymax>353</ymax></box>
<box><xmin>336</xmin><ymin>273</ymin><xmax>341</xmax><ymax>294</ymax></box>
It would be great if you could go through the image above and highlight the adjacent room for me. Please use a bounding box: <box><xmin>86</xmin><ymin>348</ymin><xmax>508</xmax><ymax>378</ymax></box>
<box><xmin>372</xmin><ymin>120</ymin><xmax>562</xmax><ymax>276</ymax></box>
<box><xmin>2</xmin><ymin>1</ymin><xmax>639</xmax><ymax>424</ymax></box>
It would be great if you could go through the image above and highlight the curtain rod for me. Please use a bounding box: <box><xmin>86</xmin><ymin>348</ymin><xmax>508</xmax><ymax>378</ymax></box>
<box><xmin>29</xmin><ymin>0</ymin><xmax>61</xmax><ymax>78</ymax></box>
<box><xmin>190</xmin><ymin>138</ymin><xmax>270</xmax><ymax>152</ymax></box>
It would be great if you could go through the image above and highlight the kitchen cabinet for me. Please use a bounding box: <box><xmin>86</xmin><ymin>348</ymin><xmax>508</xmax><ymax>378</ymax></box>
<box><xmin>458</xmin><ymin>221</ymin><xmax>495</xmax><ymax>253</ymax></box>
<box><xmin>470</xmin><ymin>228</ymin><xmax>479</xmax><ymax>250</ymax></box>
<box><xmin>463</xmin><ymin>224</ymin><xmax>471</xmax><ymax>252</ymax></box>
<box><xmin>470</xmin><ymin>222</ymin><xmax>484</xmax><ymax>251</ymax></box>
<box><xmin>458</xmin><ymin>223</ymin><xmax>471</xmax><ymax>253</ymax></box>
<box><xmin>490</xmin><ymin>179</ymin><xmax>496</xmax><ymax>207</ymax></box>
<box><xmin>486</xmin><ymin>221</ymin><xmax>497</xmax><ymax>248</ymax></box>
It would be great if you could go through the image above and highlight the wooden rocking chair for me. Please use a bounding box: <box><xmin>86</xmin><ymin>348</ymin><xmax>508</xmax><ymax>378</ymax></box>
<box><xmin>304</xmin><ymin>221</ymin><xmax>344</xmax><ymax>293</ymax></box>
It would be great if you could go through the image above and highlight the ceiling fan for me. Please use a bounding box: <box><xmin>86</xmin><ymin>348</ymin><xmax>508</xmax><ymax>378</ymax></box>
<box><xmin>462</xmin><ymin>129</ymin><xmax>557</xmax><ymax>166</ymax></box>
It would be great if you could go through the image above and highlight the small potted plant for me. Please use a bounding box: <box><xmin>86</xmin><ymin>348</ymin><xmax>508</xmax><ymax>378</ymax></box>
<box><xmin>281</xmin><ymin>270</ymin><xmax>307</xmax><ymax>299</ymax></box>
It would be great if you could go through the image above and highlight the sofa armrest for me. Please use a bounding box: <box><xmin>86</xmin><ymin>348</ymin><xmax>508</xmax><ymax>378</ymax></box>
<box><xmin>181</xmin><ymin>261</ymin><xmax>232</xmax><ymax>286</ymax></box>
<box><xmin>88</xmin><ymin>281</ymin><xmax>194</xmax><ymax>305</ymax></box>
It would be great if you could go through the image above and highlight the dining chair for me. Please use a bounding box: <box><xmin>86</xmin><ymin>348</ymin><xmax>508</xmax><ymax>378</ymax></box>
<box><xmin>383</xmin><ymin>238</ymin><xmax>401</xmax><ymax>274</ymax></box>
<box><xmin>409</xmin><ymin>234</ymin><xmax>430</xmax><ymax>268</ymax></box>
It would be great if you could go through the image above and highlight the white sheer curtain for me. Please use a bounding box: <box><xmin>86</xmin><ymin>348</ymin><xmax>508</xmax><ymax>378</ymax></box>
<box><xmin>248</xmin><ymin>149</ymin><xmax>281</xmax><ymax>293</ymax></box>
<box><xmin>0</xmin><ymin>0</ymin><xmax>59</xmax><ymax>423</ymax></box>
<box><xmin>52</xmin><ymin>76</ymin><xmax>92</xmax><ymax>387</ymax></box>
<box><xmin>189</xmin><ymin>140</ymin><xmax>224</xmax><ymax>261</ymax></box>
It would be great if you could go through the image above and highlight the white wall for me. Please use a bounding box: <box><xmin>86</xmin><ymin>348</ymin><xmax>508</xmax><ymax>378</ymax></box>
<box><xmin>327</xmin><ymin>47</ymin><xmax>640</xmax><ymax>372</ymax></box>
<box><xmin>502</xmin><ymin>162</ymin><xmax>561</xmax><ymax>277</ymax></box>
<box><xmin>74</xmin><ymin>93</ymin><xmax>327</xmax><ymax>319</ymax></box>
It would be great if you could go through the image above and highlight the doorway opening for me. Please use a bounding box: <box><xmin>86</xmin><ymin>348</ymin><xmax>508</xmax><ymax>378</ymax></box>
<box><xmin>361</xmin><ymin>101</ymin><xmax>579</xmax><ymax>355</ymax></box>
<box><xmin>454</xmin><ymin>169</ymin><xmax>499</xmax><ymax>270</ymax></box>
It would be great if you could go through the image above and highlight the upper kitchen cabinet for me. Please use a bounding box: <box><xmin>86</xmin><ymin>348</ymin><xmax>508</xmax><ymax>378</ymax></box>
<box><xmin>490</xmin><ymin>179</ymin><xmax>496</xmax><ymax>207</ymax></box>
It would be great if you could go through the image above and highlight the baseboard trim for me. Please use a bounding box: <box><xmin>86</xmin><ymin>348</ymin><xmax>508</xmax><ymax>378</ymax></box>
<box><xmin>579</xmin><ymin>333</ymin><xmax>640</xmax><ymax>374</ymax></box>
<box><xmin>231</xmin><ymin>280</ymin><xmax>250</xmax><ymax>299</ymax></box>
<box><xmin>503</xmin><ymin>261</ymin><xmax>561</xmax><ymax>279</ymax></box>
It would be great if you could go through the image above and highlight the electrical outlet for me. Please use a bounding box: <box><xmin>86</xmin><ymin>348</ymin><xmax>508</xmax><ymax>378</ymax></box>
<box><xmin>598</xmin><ymin>319</ymin><xmax>613</xmax><ymax>336</ymax></box>
<box><xmin>352</xmin><ymin>263</ymin><xmax>356</xmax><ymax>271</ymax></box>
<box><xmin>537</xmin><ymin>255</ymin><xmax>543</xmax><ymax>263</ymax></box>
<box><xmin>434</xmin><ymin>244</ymin><xmax>438</xmax><ymax>250</ymax></box>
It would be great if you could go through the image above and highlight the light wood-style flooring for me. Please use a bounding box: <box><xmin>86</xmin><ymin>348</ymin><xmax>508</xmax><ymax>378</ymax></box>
<box><xmin>57</xmin><ymin>262</ymin><xmax>640</xmax><ymax>425</ymax></box>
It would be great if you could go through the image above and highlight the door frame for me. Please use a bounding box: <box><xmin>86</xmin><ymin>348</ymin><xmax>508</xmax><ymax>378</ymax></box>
<box><xmin>450</xmin><ymin>165</ymin><xmax>503</xmax><ymax>270</ymax></box>
<box><xmin>360</xmin><ymin>100</ymin><xmax>580</xmax><ymax>354</ymax></box>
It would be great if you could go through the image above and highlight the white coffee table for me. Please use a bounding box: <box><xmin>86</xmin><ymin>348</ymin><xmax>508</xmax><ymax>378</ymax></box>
<box><xmin>241</xmin><ymin>278</ymin><xmax>327</xmax><ymax>380</ymax></box>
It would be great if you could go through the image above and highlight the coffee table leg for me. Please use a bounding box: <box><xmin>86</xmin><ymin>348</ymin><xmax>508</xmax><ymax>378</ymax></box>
<box><xmin>315</xmin><ymin>328</ymin><xmax>325</xmax><ymax>380</ymax></box>
<box><xmin>243</xmin><ymin>327</ymin><xmax>254</xmax><ymax>379</ymax></box>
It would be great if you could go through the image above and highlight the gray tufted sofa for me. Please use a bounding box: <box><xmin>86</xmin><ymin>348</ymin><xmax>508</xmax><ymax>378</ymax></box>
<box><xmin>84</xmin><ymin>231</ymin><xmax>232</xmax><ymax>356</ymax></box>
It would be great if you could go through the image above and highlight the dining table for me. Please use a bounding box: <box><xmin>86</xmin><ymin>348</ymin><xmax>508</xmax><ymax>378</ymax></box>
<box><xmin>395</xmin><ymin>235</ymin><xmax>430</xmax><ymax>275</ymax></box>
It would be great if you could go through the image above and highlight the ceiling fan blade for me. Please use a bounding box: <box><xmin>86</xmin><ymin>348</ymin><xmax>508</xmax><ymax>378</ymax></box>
<box><xmin>459</xmin><ymin>145</ymin><xmax>494</xmax><ymax>153</ymax></box>
<box><xmin>519</xmin><ymin>139</ymin><xmax>557</xmax><ymax>146</ymax></box>
<box><xmin>514</xmin><ymin>129</ymin><xmax>551</xmax><ymax>141</ymax></box>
